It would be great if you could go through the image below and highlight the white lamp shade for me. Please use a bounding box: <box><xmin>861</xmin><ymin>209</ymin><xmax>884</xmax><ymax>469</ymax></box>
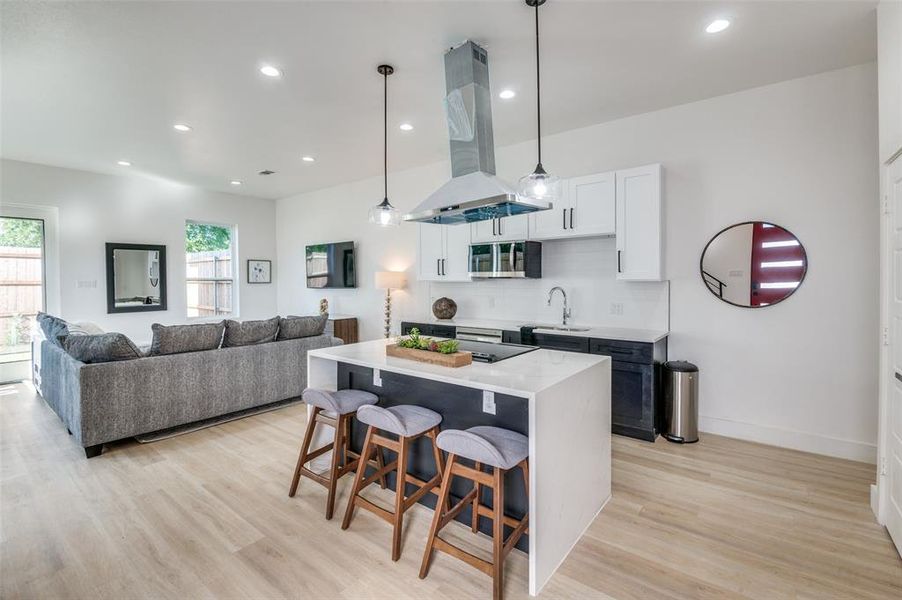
<box><xmin>375</xmin><ymin>271</ymin><xmax>407</xmax><ymax>290</ymax></box>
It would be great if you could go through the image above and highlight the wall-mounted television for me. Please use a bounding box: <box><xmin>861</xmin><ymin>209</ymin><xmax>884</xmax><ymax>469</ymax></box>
<box><xmin>305</xmin><ymin>241</ymin><xmax>356</xmax><ymax>288</ymax></box>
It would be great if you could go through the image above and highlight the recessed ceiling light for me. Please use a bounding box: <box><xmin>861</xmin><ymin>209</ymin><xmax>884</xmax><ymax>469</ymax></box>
<box><xmin>499</xmin><ymin>89</ymin><xmax>516</xmax><ymax>100</ymax></box>
<box><xmin>399</xmin><ymin>123</ymin><xmax>414</xmax><ymax>131</ymax></box>
<box><xmin>173</xmin><ymin>123</ymin><xmax>192</xmax><ymax>132</ymax></box>
<box><xmin>230</xmin><ymin>180</ymin><xmax>242</xmax><ymax>186</ymax></box>
<box><xmin>705</xmin><ymin>19</ymin><xmax>730</xmax><ymax>34</ymax></box>
<box><xmin>301</xmin><ymin>156</ymin><xmax>315</xmax><ymax>162</ymax></box>
<box><xmin>117</xmin><ymin>160</ymin><xmax>131</xmax><ymax>166</ymax></box>
<box><xmin>260</xmin><ymin>65</ymin><xmax>282</xmax><ymax>77</ymax></box>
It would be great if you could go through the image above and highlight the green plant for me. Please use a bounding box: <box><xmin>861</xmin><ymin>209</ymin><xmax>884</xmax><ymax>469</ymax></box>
<box><xmin>185</xmin><ymin>223</ymin><xmax>231</xmax><ymax>253</ymax></box>
<box><xmin>396</xmin><ymin>328</ymin><xmax>459</xmax><ymax>354</ymax></box>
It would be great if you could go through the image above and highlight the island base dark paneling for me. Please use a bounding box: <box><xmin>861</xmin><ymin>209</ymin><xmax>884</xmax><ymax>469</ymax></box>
<box><xmin>337</xmin><ymin>362</ymin><xmax>530</xmax><ymax>552</ymax></box>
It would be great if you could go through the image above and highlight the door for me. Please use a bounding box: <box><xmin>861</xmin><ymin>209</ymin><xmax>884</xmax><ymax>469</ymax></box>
<box><xmin>442</xmin><ymin>224</ymin><xmax>472</xmax><ymax>281</ymax></box>
<box><xmin>616</xmin><ymin>164</ymin><xmax>663</xmax><ymax>281</ymax></box>
<box><xmin>529</xmin><ymin>189</ymin><xmax>569</xmax><ymax>240</ymax></box>
<box><xmin>568</xmin><ymin>172</ymin><xmax>615</xmax><ymax>237</ymax></box>
<box><xmin>884</xmin><ymin>157</ymin><xmax>902</xmax><ymax>556</ymax></box>
<box><xmin>496</xmin><ymin>215</ymin><xmax>529</xmax><ymax>241</ymax></box>
<box><xmin>417</xmin><ymin>223</ymin><xmax>445</xmax><ymax>281</ymax></box>
<box><xmin>0</xmin><ymin>216</ymin><xmax>45</xmax><ymax>383</ymax></box>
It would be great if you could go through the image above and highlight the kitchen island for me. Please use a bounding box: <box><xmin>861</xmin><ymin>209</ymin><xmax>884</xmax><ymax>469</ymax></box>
<box><xmin>306</xmin><ymin>338</ymin><xmax>611</xmax><ymax>596</ymax></box>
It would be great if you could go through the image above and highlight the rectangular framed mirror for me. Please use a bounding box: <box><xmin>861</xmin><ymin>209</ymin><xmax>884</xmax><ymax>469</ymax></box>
<box><xmin>105</xmin><ymin>243</ymin><xmax>167</xmax><ymax>313</ymax></box>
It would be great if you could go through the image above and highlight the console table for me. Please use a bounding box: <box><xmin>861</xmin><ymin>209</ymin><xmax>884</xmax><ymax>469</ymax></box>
<box><xmin>325</xmin><ymin>315</ymin><xmax>358</xmax><ymax>344</ymax></box>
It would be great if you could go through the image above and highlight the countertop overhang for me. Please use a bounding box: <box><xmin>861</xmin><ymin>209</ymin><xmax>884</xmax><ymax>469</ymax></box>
<box><xmin>308</xmin><ymin>338</ymin><xmax>609</xmax><ymax>398</ymax></box>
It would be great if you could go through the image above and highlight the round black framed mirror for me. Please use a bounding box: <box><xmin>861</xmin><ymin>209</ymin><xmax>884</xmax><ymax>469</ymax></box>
<box><xmin>700</xmin><ymin>222</ymin><xmax>807</xmax><ymax>308</ymax></box>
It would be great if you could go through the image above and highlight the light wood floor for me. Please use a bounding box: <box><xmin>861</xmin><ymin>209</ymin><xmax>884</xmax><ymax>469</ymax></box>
<box><xmin>2</xmin><ymin>382</ymin><xmax>900</xmax><ymax>599</ymax></box>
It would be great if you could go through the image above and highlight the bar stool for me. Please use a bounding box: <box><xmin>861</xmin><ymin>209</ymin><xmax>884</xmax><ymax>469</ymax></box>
<box><xmin>419</xmin><ymin>426</ymin><xmax>529</xmax><ymax>600</ymax></box>
<box><xmin>288</xmin><ymin>388</ymin><xmax>386</xmax><ymax>520</ymax></box>
<box><xmin>341</xmin><ymin>404</ymin><xmax>445</xmax><ymax>561</ymax></box>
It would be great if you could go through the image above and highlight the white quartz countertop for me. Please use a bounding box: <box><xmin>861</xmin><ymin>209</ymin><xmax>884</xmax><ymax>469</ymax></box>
<box><xmin>405</xmin><ymin>316</ymin><xmax>668</xmax><ymax>343</ymax></box>
<box><xmin>308</xmin><ymin>338</ymin><xmax>609</xmax><ymax>398</ymax></box>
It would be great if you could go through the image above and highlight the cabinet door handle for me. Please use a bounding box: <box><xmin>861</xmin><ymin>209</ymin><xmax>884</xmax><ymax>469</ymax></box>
<box><xmin>617</xmin><ymin>250</ymin><xmax>622</xmax><ymax>273</ymax></box>
<box><xmin>441</xmin><ymin>259</ymin><xmax>446</xmax><ymax>276</ymax></box>
<box><xmin>570</xmin><ymin>207</ymin><xmax>574</xmax><ymax>229</ymax></box>
<box><xmin>562</xmin><ymin>208</ymin><xmax>567</xmax><ymax>230</ymax></box>
<box><xmin>437</xmin><ymin>258</ymin><xmax>441</xmax><ymax>276</ymax></box>
<box><xmin>492</xmin><ymin>219</ymin><xmax>496</xmax><ymax>236</ymax></box>
<box><xmin>498</xmin><ymin>218</ymin><xmax>502</xmax><ymax>236</ymax></box>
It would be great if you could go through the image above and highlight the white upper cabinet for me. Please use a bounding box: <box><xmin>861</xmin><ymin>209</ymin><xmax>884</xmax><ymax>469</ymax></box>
<box><xmin>615</xmin><ymin>164</ymin><xmax>663</xmax><ymax>281</ymax></box>
<box><xmin>417</xmin><ymin>223</ymin><xmax>471</xmax><ymax>282</ymax></box>
<box><xmin>529</xmin><ymin>171</ymin><xmax>615</xmax><ymax>240</ymax></box>
<box><xmin>470</xmin><ymin>215</ymin><xmax>529</xmax><ymax>243</ymax></box>
<box><xmin>568</xmin><ymin>172</ymin><xmax>616</xmax><ymax>237</ymax></box>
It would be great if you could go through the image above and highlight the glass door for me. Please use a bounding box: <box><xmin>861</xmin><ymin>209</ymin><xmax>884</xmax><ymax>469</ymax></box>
<box><xmin>0</xmin><ymin>217</ymin><xmax>45</xmax><ymax>383</ymax></box>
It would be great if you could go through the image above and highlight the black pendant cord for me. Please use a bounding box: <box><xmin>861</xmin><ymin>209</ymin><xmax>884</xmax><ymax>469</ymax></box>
<box><xmin>534</xmin><ymin>1</ymin><xmax>542</xmax><ymax>170</ymax></box>
<box><xmin>383</xmin><ymin>68</ymin><xmax>388</xmax><ymax>201</ymax></box>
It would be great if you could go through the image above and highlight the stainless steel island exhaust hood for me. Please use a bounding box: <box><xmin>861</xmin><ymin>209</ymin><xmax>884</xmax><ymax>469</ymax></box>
<box><xmin>403</xmin><ymin>41</ymin><xmax>552</xmax><ymax>225</ymax></box>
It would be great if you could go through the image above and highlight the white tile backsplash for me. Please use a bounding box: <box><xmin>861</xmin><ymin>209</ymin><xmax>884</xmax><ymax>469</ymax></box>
<box><xmin>423</xmin><ymin>237</ymin><xmax>669</xmax><ymax>330</ymax></box>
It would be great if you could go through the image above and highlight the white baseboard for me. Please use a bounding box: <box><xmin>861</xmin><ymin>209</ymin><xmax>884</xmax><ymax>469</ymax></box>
<box><xmin>699</xmin><ymin>415</ymin><xmax>877</xmax><ymax>464</ymax></box>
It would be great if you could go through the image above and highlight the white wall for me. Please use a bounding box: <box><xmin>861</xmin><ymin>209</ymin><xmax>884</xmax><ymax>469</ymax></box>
<box><xmin>1</xmin><ymin>159</ymin><xmax>278</xmax><ymax>342</ymax></box>
<box><xmin>277</xmin><ymin>63</ymin><xmax>879</xmax><ymax>462</ymax></box>
<box><xmin>878</xmin><ymin>0</ymin><xmax>902</xmax><ymax>163</ymax></box>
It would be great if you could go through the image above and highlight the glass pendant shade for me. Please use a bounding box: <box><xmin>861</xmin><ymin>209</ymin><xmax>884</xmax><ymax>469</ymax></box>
<box><xmin>518</xmin><ymin>165</ymin><xmax>561</xmax><ymax>203</ymax></box>
<box><xmin>369</xmin><ymin>198</ymin><xmax>400</xmax><ymax>227</ymax></box>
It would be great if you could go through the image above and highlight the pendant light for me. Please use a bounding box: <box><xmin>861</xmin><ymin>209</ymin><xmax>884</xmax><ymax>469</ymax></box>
<box><xmin>369</xmin><ymin>64</ymin><xmax>401</xmax><ymax>227</ymax></box>
<box><xmin>518</xmin><ymin>0</ymin><xmax>561</xmax><ymax>204</ymax></box>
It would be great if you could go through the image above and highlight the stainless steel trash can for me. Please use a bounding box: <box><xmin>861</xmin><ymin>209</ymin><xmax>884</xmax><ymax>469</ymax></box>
<box><xmin>663</xmin><ymin>361</ymin><xmax>699</xmax><ymax>443</ymax></box>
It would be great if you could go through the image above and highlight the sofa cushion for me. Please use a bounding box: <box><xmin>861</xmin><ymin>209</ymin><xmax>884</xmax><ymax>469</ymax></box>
<box><xmin>58</xmin><ymin>332</ymin><xmax>144</xmax><ymax>363</ymax></box>
<box><xmin>278</xmin><ymin>314</ymin><xmax>328</xmax><ymax>340</ymax></box>
<box><xmin>36</xmin><ymin>312</ymin><xmax>70</xmax><ymax>347</ymax></box>
<box><xmin>149</xmin><ymin>321</ymin><xmax>225</xmax><ymax>356</ymax></box>
<box><xmin>223</xmin><ymin>316</ymin><xmax>280</xmax><ymax>347</ymax></box>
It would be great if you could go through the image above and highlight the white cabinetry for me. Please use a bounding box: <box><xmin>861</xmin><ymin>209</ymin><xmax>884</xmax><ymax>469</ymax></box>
<box><xmin>471</xmin><ymin>215</ymin><xmax>529</xmax><ymax>243</ymax></box>
<box><xmin>417</xmin><ymin>223</ymin><xmax>471</xmax><ymax>281</ymax></box>
<box><xmin>615</xmin><ymin>164</ymin><xmax>663</xmax><ymax>281</ymax></box>
<box><xmin>529</xmin><ymin>171</ymin><xmax>615</xmax><ymax>240</ymax></box>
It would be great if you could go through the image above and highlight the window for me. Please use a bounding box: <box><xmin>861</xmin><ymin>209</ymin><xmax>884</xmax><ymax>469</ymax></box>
<box><xmin>185</xmin><ymin>221</ymin><xmax>236</xmax><ymax>318</ymax></box>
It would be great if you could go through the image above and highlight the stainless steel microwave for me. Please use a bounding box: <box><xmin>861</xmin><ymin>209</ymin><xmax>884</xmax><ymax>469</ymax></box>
<box><xmin>468</xmin><ymin>241</ymin><xmax>542</xmax><ymax>279</ymax></box>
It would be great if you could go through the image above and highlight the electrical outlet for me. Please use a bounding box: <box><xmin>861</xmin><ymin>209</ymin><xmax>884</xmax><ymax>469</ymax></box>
<box><xmin>373</xmin><ymin>368</ymin><xmax>382</xmax><ymax>387</ymax></box>
<box><xmin>482</xmin><ymin>390</ymin><xmax>496</xmax><ymax>415</ymax></box>
<box><xmin>610</xmin><ymin>302</ymin><xmax>624</xmax><ymax>316</ymax></box>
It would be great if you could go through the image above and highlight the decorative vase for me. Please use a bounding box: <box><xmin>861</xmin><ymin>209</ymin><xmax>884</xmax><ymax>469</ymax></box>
<box><xmin>432</xmin><ymin>297</ymin><xmax>457</xmax><ymax>320</ymax></box>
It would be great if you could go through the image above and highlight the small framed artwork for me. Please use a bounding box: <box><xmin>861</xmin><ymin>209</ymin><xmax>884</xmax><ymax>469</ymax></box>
<box><xmin>247</xmin><ymin>259</ymin><xmax>272</xmax><ymax>284</ymax></box>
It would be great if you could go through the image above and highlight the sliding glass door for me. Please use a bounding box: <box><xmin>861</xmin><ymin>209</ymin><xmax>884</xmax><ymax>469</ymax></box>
<box><xmin>0</xmin><ymin>217</ymin><xmax>45</xmax><ymax>383</ymax></box>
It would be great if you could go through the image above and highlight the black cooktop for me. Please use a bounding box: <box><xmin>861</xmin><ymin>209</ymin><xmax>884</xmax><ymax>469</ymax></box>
<box><xmin>457</xmin><ymin>340</ymin><xmax>538</xmax><ymax>363</ymax></box>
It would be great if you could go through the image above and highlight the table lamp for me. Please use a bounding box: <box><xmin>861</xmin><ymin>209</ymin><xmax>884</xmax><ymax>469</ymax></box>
<box><xmin>375</xmin><ymin>271</ymin><xmax>407</xmax><ymax>338</ymax></box>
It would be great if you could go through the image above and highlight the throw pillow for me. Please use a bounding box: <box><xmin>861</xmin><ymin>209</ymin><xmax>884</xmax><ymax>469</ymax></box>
<box><xmin>277</xmin><ymin>314</ymin><xmax>328</xmax><ymax>340</ymax></box>
<box><xmin>223</xmin><ymin>316</ymin><xmax>280</xmax><ymax>347</ymax></box>
<box><xmin>58</xmin><ymin>333</ymin><xmax>143</xmax><ymax>363</ymax></box>
<box><xmin>149</xmin><ymin>321</ymin><xmax>225</xmax><ymax>356</ymax></box>
<box><xmin>36</xmin><ymin>312</ymin><xmax>70</xmax><ymax>347</ymax></box>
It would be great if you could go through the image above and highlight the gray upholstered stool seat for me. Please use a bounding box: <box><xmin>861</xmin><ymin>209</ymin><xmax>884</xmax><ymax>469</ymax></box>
<box><xmin>302</xmin><ymin>388</ymin><xmax>378</xmax><ymax>416</ymax></box>
<box><xmin>356</xmin><ymin>404</ymin><xmax>442</xmax><ymax>437</ymax></box>
<box><xmin>436</xmin><ymin>426</ymin><xmax>528</xmax><ymax>470</ymax></box>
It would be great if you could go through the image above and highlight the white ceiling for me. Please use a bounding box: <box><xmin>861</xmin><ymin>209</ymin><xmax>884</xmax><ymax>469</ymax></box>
<box><xmin>1</xmin><ymin>1</ymin><xmax>877</xmax><ymax>200</ymax></box>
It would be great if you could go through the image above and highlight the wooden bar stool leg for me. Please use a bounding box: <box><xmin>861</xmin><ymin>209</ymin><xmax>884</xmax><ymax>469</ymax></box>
<box><xmin>324</xmin><ymin>414</ymin><xmax>347</xmax><ymax>520</ymax></box>
<box><xmin>492</xmin><ymin>466</ymin><xmax>505</xmax><ymax>600</ymax></box>
<box><xmin>288</xmin><ymin>407</ymin><xmax>321</xmax><ymax>497</ymax></box>
<box><xmin>419</xmin><ymin>453</ymin><xmax>456</xmax><ymax>579</ymax></box>
<box><xmin>391</xmin><ymin>435</ymin><xmax>409</xmax><ymax>561</ymax></box>
<box><xmin>341</xmin><ymin>425</ymin><xmax>375</xmax><ymax>530</ymax></box>
<box><xmin>375</xmin><ymin>445</ymin><xmax>387</xmax><ymax>489</ymax></box>
<box><xmin>471</xmin><ymin>461</ymin><xmax>482</xmax><ymax>533</ymax></box>
<box><xmin>426</xmin><ymin>427</ymin><xmax>449</xmax><ymax>511</ymax></box>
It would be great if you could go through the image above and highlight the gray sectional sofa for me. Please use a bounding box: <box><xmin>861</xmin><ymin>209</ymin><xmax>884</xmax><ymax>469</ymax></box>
<box><xmin>36</xmin><ymin>315</ymin><xmax>342</xmax><ymax>457</ymax></box>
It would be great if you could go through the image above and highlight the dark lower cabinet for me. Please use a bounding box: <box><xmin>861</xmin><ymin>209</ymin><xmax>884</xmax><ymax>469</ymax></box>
<box><xmin>532</xmin><ymin>332</ymin><xmax>590</xmax><ymax>353</ymax></box>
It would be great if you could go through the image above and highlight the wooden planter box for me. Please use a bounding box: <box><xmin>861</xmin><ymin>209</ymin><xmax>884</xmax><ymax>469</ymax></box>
<box><xmin>385</xmin><ymin>343</ymin><xmax>473</xmax><ymax>368</ymax></box>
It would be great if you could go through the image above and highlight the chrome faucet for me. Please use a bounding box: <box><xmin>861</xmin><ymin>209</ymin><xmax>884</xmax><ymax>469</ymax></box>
<box><xmin>547</xmin><ymin>286</ymin><xmax>571</xmax><ymax>326</ymax></box>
